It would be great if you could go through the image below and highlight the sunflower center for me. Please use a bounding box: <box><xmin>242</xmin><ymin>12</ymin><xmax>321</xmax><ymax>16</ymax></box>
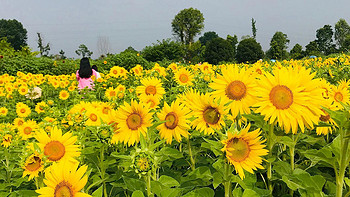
<box><xmin>23</xmin><ymin>127</ymin><xmax>32</xmax><ymax>135</ymax></box>
<box><xmin>110</xmin><ymin>91</ymin><xmax>116</xmax><ymax>97</ymax></box>
<box><xmin>126</xmin><ymin>113</ymin><xmax>142</xmax><ymax>130</ymax></box>
<box><xmin>102</xmin><ymin>107</ymin><xmax>110</xmax><ymax>114</ymax></box>
<box><xmin>113</xmin><ymin>70</ymin><xmax>118</xmax><ymax>74</ymax></box>
<box><xmin>145</xmin><ymin>86</ymin><xmax>157</xmax><ymax>95</ymax></box>
<box><xmin>147</xmin><ymin>99</ymin><xmax>156</xmax><ymax>108</ymax></box>
<box><xmin>165</xmin><ymin>112</ymin><xmax>179</xmax><ymax>129</ymax></box>
<box><xmin>269</xmin><ymin>85</ymin><xmax>293</xmax><ymax>110</ymax></box>
<box><xmin>25</xmin><ymin>156</ymin><xmax>41</xmax><ymax>172</ymax></box>
<box><xmin>54</xmin><ymin>181</ymin><xmax>73</xmax><ymax>197</ymax></box>
<box><xmin>225</xmin><ymin>81</ymin><xmax>247</xmax><ymax>101</ymax></box>
<box><xmin>90</xmin><ymin>113</ymin><xmax>98</xmax><ymax>122</ymax></box>
<box><xmin>320</xmin><ymin>109</ymin><xmax>330</xmax><ymax>122</ymax></box>
<box><xmin>334</xmin><ymin>92</ymin><xmax>343</xmax><ymax>102</ymax></box>
<box><xmin>179</xmin><ymin>74</ymin><xmax>189</xmax><ymax>83</ymax></box>
<box><xmin>203</xmin><ymin>107</ymin><xmax>220</xmax><ymax>125</ymax></box>
<box><xmin>228</xmin><ymin>138</ymin><xmax>250</xmax><ymax>162</ymax></box>
<box><xmin>20</xmin><ymin>108</ymin><xmax>26</xmax><ymax>113</ymax></box>
<box><xmin>44</xmin><ymin>141</ymin><xmax>66</xmax><ymax>161</ymax></box>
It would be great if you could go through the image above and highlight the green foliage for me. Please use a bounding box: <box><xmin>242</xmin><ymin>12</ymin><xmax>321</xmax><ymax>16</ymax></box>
<box><xmin>36</xmin><ymin>33</ymin><xmax>50</xmax><ymax>57</ymax></box>
<box><xmin>334</xmin><ymin>18</ymin><xmax>350</xmax><ymax>50</ymax></box>
<box><xmin>226</xmin><ymin>35</ymin><xmax>238</xmax><ymax>58</ymax></box>
<box><xmin>0</xmin><ymin>19</ymin><xmax>27</xmax><ymax>50</ymax></box>
<box><xmin>316</xmin><ymin>25</ymin><xmax>337</xmax><ymax>55</ymax></box>
<box><xmin>251</xmin><ymin>18</ymin><xmax>257</xmax><ymax>39</ymax></box>
<box><xmin>75</xmin><ymin>44</ymin><xmax>93</xmax><ymax>58</ymax></box>
<box><xmin>204</xmin><ymin>37</ymin><xmax>234</xmax><ymax>64</ymax></box>
<box><xmin>266</xmin><ymin>31</ymin><xmax>290</xmax><ymax>60</ymax></box>
<box><xmin>184</xmin><ymin>41</ymin><xmax>204</xmax><ymax>63</ymax></box>
<box><xmin>305</xmin><ymin>41</ymin><xmax>321</xmax><ymax>57</ymax></box>
<box><xmin>171</xmin><ymin>8</ymin><xmax>205</xmax><ymax>45</ymax></box>
<box><xmin>236</xmin><ymin>38</ymin><xmax>264</xmax><ymax>63</ymax></box>
<box><xmin>142</xmin><ymin>39</ymin><xmax>185</xmax><ymax>62</ymax></box>
<box><xmin>199</xmin><ymin>31</ymin><xmax>218</xmax><ymax>46</ymax></box>
<box><xmin>107</xmin><ymin>50</ymin><xmax>150</xmax><ymax>71</ymax></box>
<box><xmin>290</xmin><ymin>43</ymin><xmax>304</xmax><ymax>59</ymax></box>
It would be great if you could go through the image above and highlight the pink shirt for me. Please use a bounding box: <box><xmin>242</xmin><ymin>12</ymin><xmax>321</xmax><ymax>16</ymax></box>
<box><xmin>76</xmin><ymin>69</ymin><xmax>98</xmax><ymax>90</ymax></box>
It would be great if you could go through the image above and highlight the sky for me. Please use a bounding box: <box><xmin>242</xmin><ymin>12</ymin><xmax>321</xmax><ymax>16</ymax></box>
<box><xmin>1</xmin><ymin>0</ymin><xmax>350</xmax><ymax>59</ymax></box>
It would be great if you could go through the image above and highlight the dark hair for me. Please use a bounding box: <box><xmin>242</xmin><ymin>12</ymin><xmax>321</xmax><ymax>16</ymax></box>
<box><xmin>78</xmin><ymin>57</ymin><xmax>92</xmax><ymax>78</ymax></box>
<box><xmin>92</xmin><ymin>65</ymin><xmax>98</xmax><ymax>72</ymax></box>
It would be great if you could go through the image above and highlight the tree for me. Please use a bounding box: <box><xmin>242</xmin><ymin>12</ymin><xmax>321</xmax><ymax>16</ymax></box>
<box><xmin>290</xmin><ymin>43</ymin><xmax>304</xmax><ymax>59</ymax></box>
<box><xmin>0</xmin><ymin>19</ymin><xmax>27</xmax><ymax>50</ymax></box>
<box><xmin>236</xmin><ymin>38</ymin><xmax>264</xmax><ymax>63</ymax></box>
<box><xmin>266</xmin><ymin>31</ymin><xmax>290</xmax><ymax>60</ymax></box>
<box><xmin>75</xmin><ymin>44</ymin><xmax>93</xmax><ymax>58</ymax></box>
<box><xmin>226</xmin><ymin>34</ymin><xmax>238</xmax><ymax>57</ymax></box>
<box><xmin>171</xmin><ymin>8</ymin><xmax>204</xmax><ymax>45</ymax></box>
<box><xmin>97</xmin><ymin>36</ymin><xmax>111</xmax><ymax>56</ymax></box>
<box><xmin>59</xmin><ymin>50</ymin><xmax>66</xmax><ymax>59</ymax></box>
<box><xmin>142</xmin><ymin>39</ymin><xmax>185</xmax><ymax>62</ymax></box>
<box><xmin>204</xmin><ymin>37</ymin><xmax>234</xmax><ymax>64</ymax></box>
<box><xmin>335</xmin><ymin>19</ymin><xmax>350</xmax><ymax>50</ymax></box>
<box><xmin>342</xmin><ymin>35</ymin><xmax>350</xmax><ymax>52</ymax></box>
<box><xmin>199</xmin><ymin>31</ymin><xmax>218</xmax><ymax>46</ymax></box>
<box><xmin>251</xmin><ymin>18</ymin><xmax>257</xmax><ymax>39</ymax></box>
<box><xmin>305</xmin><ymin>40</ymin><xmax>321</xmax><ymax>56</ymax></box>
<box><xmin>37</xmin><ymin>33</ymin><xmax>50</xmax><ymax>57</ymax></box>
<box><xmin>316</xmin><ymin>25</ymin><xmax>336</xmax><ymax>55</ymax></box>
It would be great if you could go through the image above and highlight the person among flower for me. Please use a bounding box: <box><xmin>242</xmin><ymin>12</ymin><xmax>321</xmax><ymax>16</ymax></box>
<box><xmin>76</xmin><ymin>57</ymin><xmax>98</xmax><ymax>90</ymax></box>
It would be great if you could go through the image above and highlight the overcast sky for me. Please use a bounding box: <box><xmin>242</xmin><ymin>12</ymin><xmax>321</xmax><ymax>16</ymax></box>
<box><xmin>1</xmin><ymin>0</ymin><xmax>349</xmax><ymax>59</ymax></box>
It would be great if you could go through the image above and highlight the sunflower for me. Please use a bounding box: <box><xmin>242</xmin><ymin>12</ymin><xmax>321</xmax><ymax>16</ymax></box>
<box><xmin>35</xmin><ymin>101</ymin><xmax>48</xmax><ymax>114</ymax></box>
<box><xmin>1</xmin><ymin>134</ymin><xmax>12</xmax><ymax>148</ymax></box>
<box><xmin>35</xmin><ymin>127</ymin><xmax>80</xmax><ymax>163</ymax></box>
<box><xmin>105</xmin><ymin>87</ymin><xmax>117</xmax><ymax>100</ymax></box>
<box><xmin>136</xmin><ymin>77</ymin><xmax>165</xmax><ymax>100</ymax></box>
<box><xmin>190</xmin><ymin>93</ymin><xmax>227</xmax><ymax>135</ymax></box>
<box><xmin>22</xmin><ymin>153</ymin><xmax>44</xmax><ymax>181</ymax></box>
<box><xmin>59</xmin><ymin>90</ymin><xmax>70</xmax><ymax>100</ymax></box>
<box><xmin>84</xmin><ymin>106</ymin><xmax>102</xmax><ymax>126</ymax></box>
<box><xmin>13</xmin><ymin>117</ymin><xmax>25</xmax><ymax>128</ymax></box>
<box><xmin>18</xmin><ymin>85</ymin><xmax>29</xmax><ymax>96</ymax></box>
<box><xmin>329</xmin><ymin>82</ymin><xmax>350</xmax><ymax>110</ymax></box>
<box><xmin>0</xmin><ymin>107</ymin><xmax>8</xmax><ymax>116</ymax></box>
<box><xmin>36</xmin><ymin>162</ymin><xmax>91</xmax><ymax>197</ymax></box>
<box><xmin>18</xmin><ymin>120</ymin><xmax>38</xmax><ymax>140</ymax></box>
<box><xmin>132</xmin><ymin>64</ymin><xmax>143</xmax><ymax>76</ymax></box>
<box><xmin>221</xmin><ymin>124</ymin><xmax>269</xmax><ymax>179</ymax></box>
<box><xmin>316</xmin><ymin>109</ymin><xmax>337</xmax><ymax>135</ymax></box>
<box><xmin>174</xmin><ymin>68</ymin><xmax>194</xmax><ymax>86</ymax></box>
<box><xmin>157</xmin><ymin>100</ymin><xmax>191</xmax><ymax>144</ymax></box>
<box><xmin>140</xmin><ymin>94</ymin><xmax>160</xmax><ymax>109</ymax></box>
<box><xmin>114</xmin><ymin>100</ymin><xmax>152</xmax><ymax>146</ymax></box>
<box><xmin>210</xmin><ymin>65</ymin><xmax>256</xmax><ymax>119</ymax></box>
<box><xmin>254</xmin><ymin>66</ymin><xmax>324</xmax><ymax>134</ymax></box>
<box><xmin>16</xmin><ymin>102</ymin><xmax>31</xmax><ymax>118</ymax></box>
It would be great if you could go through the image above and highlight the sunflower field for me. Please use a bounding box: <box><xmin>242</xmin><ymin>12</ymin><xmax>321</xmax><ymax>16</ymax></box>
<box><xmin>1</xmin><ymin>54</ymin><xmax>350</xmax><ymax>197</ymax></box>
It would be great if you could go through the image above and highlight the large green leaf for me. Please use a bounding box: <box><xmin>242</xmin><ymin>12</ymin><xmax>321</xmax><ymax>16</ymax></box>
<box><xmin>132</xmin><ymin>190</ymin><xmax>145</xmax><ymax>197</ymax></box>
<box><xmin>160</xmin><ymin>188</ymin><xmax>182</xmax><ymax>197</ymax></box>
<box><xmin>159</xmin><ymin>175</ymin><xmax>180</xmax><ymax>188</ymax></box>
<box><xmin>242</xmin><ymin>189</ymin><xmax>260</xmax><ymax>197</ymax></box>
<box><xmin>182</xmin><ymin>187</ymin><xmax>214</xmax><ymax>197</ymax></box>
<box><xmin>123</xmin><ymin>176</ymin><xmax>146</xmax><ymax>192</ymax></box>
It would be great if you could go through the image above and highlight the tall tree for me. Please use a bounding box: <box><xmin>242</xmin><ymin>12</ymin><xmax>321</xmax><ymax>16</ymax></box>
<box><xmin>236</xmin><ymin>38</ymin><xmax>264</xmax><ymax>63</ymax></box>
<box><xmin>266</xmin><ymin>31</ymin><xmax>290</xmax><ymax>60</ymax></box>
<box><xmin>75</xmin><ymin>44</ymin><xmax>93</xmax><ymax>58</ymax></box>
<box><xmin>226</xmin><ymin>34</ymin><xmax>238</xmax><ymax>57</ymax></box>
<box><xmin>316</xmin><ymin>25</ymin><xmax>336</xmax><ymax>55</ymax></box>
<box><xmin>305</xmin><ymin>40</ymin><xmax>321</xmax><ymax>56</ymax></box>
<box><xmin>171</xmin><ymin>8</ymin><xmax>204</xmax><ymax>45</ymax></box>
<box><xmin>290</xmin><ymin>43</ymin><xmax>304</xmax><ymax>59</ymax></box>
<box><xmin>204</xmin><ymin>37</ymin><xmax>234</xmax><ymax>64</ymax></box>
<box><xmin>335</xmin><ymin>19</ymin><xmax>350</xmax><ymax>50</ymax></box>
<box><xmin>37</xmin><ymin>33</ymin><xmax>50</xmax><ymax>57</ymax></box>
<box><xmin>251</xmin><ymin>18</ymin><xmax>257</xmax><ymax>39</ymax></box>
<box><xmin>59</xmin><ymin>50</ymin><xmax>66</xmax><ymax>59</ymax></box>
<box><xmin>0</xmin><ymin>19</ymin><xmax>27</xmax><ymax>50</ymax></box>
<box><xmin>199</xmin><ymin>31</ymin><xmax>218</xmax><ymax>46</ymax></box>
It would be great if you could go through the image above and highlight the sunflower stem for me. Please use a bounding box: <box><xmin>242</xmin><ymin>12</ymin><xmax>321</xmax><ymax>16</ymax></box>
<box><xmin>289</xmin><ymin>134</ymin><xmax>296</xmax><ymax>196</ymax></box>
<box><xmin>146</xmin><ymin>171</ymin><xmax>152</xmax><ymax>196</ymax></box>
<box><xmin>187</xmin><ymin>137</ymin><xmax>195</xmax><ymax>171</ymax></box>
<box><xmin>224</xmin><ymin>159</ymin><xmax>232</xmax><ymax>197</ymax></box>
<box><xmin>336</xmin><ymin>127</ymin><xmax>349</xmax><ymax>197</ymax></box>
<box><xmin>267</xmin><ymin>124</ymin><xmax>274</xmax><ymax>193</ymax></box>
<box><xmin>99</xmin><ymin>144</ymin><xmax>108</xmax><ymax>197</ymax></box>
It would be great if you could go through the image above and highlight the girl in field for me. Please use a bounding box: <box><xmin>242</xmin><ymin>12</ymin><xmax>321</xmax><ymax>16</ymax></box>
<box><xmin>76</xmin><ymin>57</ymin><xmax>98</xmax><ymax>90</ymax></box>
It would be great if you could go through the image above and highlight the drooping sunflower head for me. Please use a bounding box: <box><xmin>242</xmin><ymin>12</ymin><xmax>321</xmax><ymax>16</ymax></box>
<box><xmin>22</xmin><ymin>153</ymin><xmax>44</xmax><ymax>181</ymax></box>
<box><xmin>35</xmin><ymin>127</ymin><xmax>80</xmax><ymax>163</ymax></box>
<box><xmin>255</xmin><ymin>66</ymin><xmax>324</xmax><ymax>134</ymax></box>
<box><xmin>1</xmin><ymin>134</ymin><xmax>12</xmax><ymax>148</ymax></box>
<box><xmin>210</xmin><ymin>65</ymin><xmax>257</xmax><ymax>118</ymax></box>
<box><xmin>36</xmin><ymin>162</ymin><xmax>90</xmax><ymax>197</ymax></box>
<box><xmin>221</xmin><ymin>124</ymin><xmax>268</xmax><ymax>179</ymax></box>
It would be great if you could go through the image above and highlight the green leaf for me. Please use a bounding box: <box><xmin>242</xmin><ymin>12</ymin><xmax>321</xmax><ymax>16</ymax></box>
<box><xmin>345</xmin><ymin>177</ymin><xmax>350</xmax><ymax>187</ymax></box>
<box><xmin>158</xmin><ymin>175</ymin><xmax>180</xmax><ymax>188</ymax></box>
<box><xmin>187</xmin><ymin>166</ymin><xmax>213</xmax><ymax>182</ymax></box>
<box><xmin>282</xmin><ymin>175</ymin><xmax>304</xmax><ymax>190</ymax></box>
<box><xmin>212</xmin><ymin>172</ymin><xmax>223</xmax><ymax>189</ymax></box>
<box><xmin>330</xmin><ymin>135</ymin><xmax>341</xmax><ymax>159</ymax></box>
<box><xmin>139</xmin><ymin>133</ymin><xmax>147</xmax><ymax>150</ymax></box>
<box><xmin>123</xmin><ymin>176</ymin><xmax>146</xmax><ymax>192</ymax></box>
<box><xmin>151</xmin><ymin>181</ymin><xmax>167</xmax><ymax>196</ymax></box>
<box><xmin>149</xmin><ymin>140</ymin><xmax>165</xmax><ymax>151</ymax></box>
<box><xmin>182</xmin><ymin>187</ymin><xmax>214</xmax><ymax>197</ymax></box>
<box><xmin>157</xmin><ymin>147</ymin><xmax>183</xmax><ymax>159</ymax></box>
<box><xmin>273</xmin><ymin>161</ymin><xmax>292</xmax><ymax>177</ymax></box>
<box><xmin>132</xmin><ymin>190</ymin><xmax>145</xmax><ymax>197</ymax></box>
<box><xmin>160</xmin><ymin>188</ymin><xmax>182</xmax><ymax>197</ymax></box>
<box><xmin>232</xmin><ymin>187</ymin><xmax>243</xmax><ymax>197</ymax></box>
<box><xmin>92</xmin><ymin>185</ymin><xmax>103</xmax><ymax>197</ymax></box>
<box><xmin>242</xmin><ymin>189</ymin><xmax>260</xmax><ymax>197</ymax></box>
<box><xmin>279</xmin><ymin>136</ymin><xmax>296</xmax><ymax>147</ymax></box>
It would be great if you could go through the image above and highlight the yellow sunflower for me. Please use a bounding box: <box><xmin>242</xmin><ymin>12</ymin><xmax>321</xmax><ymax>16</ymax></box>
<box><xmin>329</xmin><ymin>82</ymin><xmax>350</xmax><ymax>110</ymax></box>
<box><xmin>18</xmin><ymin>120</ymin><xmax>38</xmax><ymax>140</ymax></box>
<box><xmin>59</xmin><ymin>90</ymin><xmax>70</xmax><ymax>100</ymax></box>
<box><xmin>16</xmin><ymin>102</ymin><xmax>31</xmax><ymax>118</ymax></box>
<box><xmin>254</xmin><ymin>66</ymin><xmax>324</xmax><ymax>134</ymax></box>
<box><xmin>136</xmin><ymin>77</ymin><xmax>165</xmax><ymax>100</ymax></box>
<box><xmin>114</xmin><ymin>100</ymin><xmax>152</xmax><ymax>146</ymax></box>
<box><xmin>316</xmin><ymin>109</ymin><xmax>337</xmax><ymax>135</ymax></box>
<box><xmin>221</xmin><ymin>124</ymin><xmax>269</xmax><ymax>179</ymax></box>
<box><xmin>210</xmin><ymin>65</ymin><xmax>257</xmax><ymax>119</ymax></box>
<box><xmin>84</xmin><ymin>105</ymin><xmax>102</xmax><ymax>126</ymax></box>
<box><xmin>1</xmin><ymin>134</ymin><xmax>12</xmax><ymax>148</ymax></box>
<box><xmin>18</xmin><ymin>85</ymin><xmax>29</xmax><ymax>96</ymax></box>
<box><xmin>157</xmin><ymin>99</ymin><xmax>191</xmax><ymax>144</ymax></box>
<box><xmin>35</xmin><ymin>101</ymin><xmax>48</xmax><ymax>114</ymax></box>
<box><xmin>36</xmin><ymin>162</ymin><xmax>91</xmax><ymax>197</ymax></box>
<box><xmin>13</xmin><ymin>118</ymin><xmax>25</xmax><ymax>128</ymax></box>
<box><xmin>22</xmin><ymin>153</ymin><xmax>44</xmax><ymax>181</ymax></box>
<box><xmin>174</xmin><ymin>68</ymin><xmax>194</xmax><ymax>86</ymax></box>
<box><xmin>190</xmin><ymin>93</ymin><xmax>227</xmax><ymax>135</ymax></box>
<box><xmin>140</xmin><ymin>94</ymin><xmax>160</xmax><ymax>109</ymax></box>
<box><xmin>35</xmin><ymin>127</ymin><xmax>80</xmax><ymax>163</ymax></box>
<box><xmin>0</xmin><ymin>107</ymin><xmax>8</xmax><ymax>116</ymax></box>
<box><xmin>105</xmin><ymin>87</ymin><xmax>117</xmax><ymax>100</ymax></box>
